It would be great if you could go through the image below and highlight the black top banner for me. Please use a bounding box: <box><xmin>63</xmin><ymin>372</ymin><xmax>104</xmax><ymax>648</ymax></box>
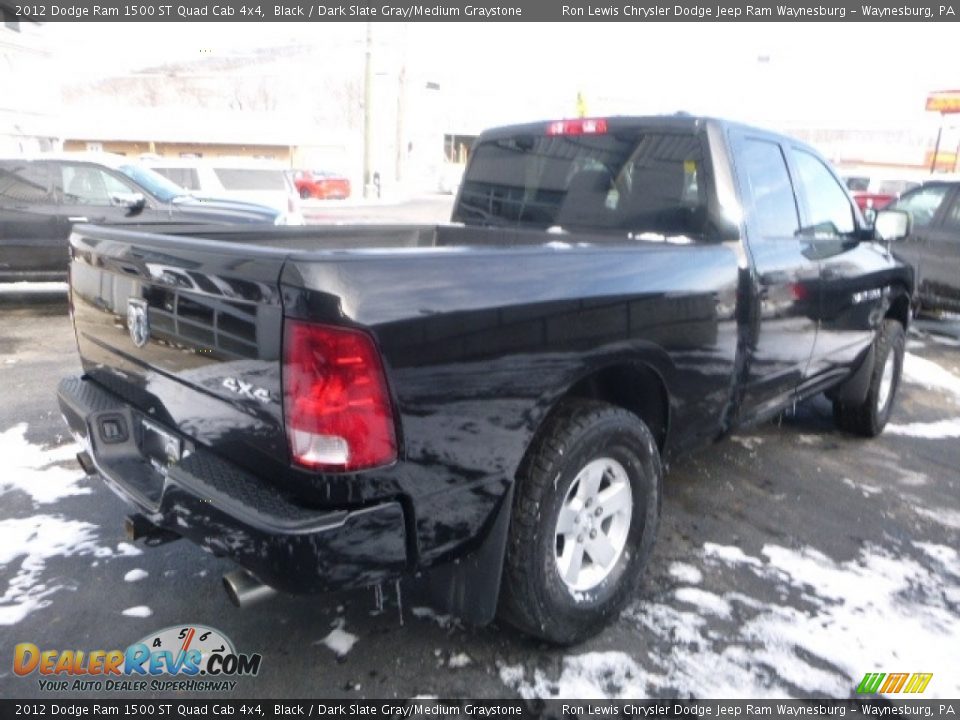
<box><xmin>0</xmin><ymin>699</ymin><xmax>959</xmax><ymax>719</ymax></box>
<box><xmin>6</xmin><ymin>0</ymin><xmax>960</xmax><ymax>21</ymax></box>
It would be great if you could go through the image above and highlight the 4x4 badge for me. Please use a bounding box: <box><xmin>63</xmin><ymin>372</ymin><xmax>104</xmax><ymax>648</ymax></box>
<box><xmin>127</xmin><ymin>298</ymin><xmax>150</xmax><ymax>348</ymax></box>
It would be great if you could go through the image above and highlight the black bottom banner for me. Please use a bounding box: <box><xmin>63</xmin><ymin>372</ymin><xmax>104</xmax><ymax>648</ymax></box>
<box><xmin>0</xmin><ymin>699</ymin><xmax>958</xmax><ymax>720</ymax></box>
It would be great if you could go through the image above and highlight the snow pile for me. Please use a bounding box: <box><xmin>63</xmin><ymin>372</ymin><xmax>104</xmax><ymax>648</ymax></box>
<box><xmin>887</xmin><ymin>353</ymin><xmax>960</xmax><ymax>438</ymax></box>
<box><xmin>0</xmin><ymin>515</ymin><xmax>141</xmax><ymax>625</ymax></box>
<box><xmin>0</xmin><ymin>424</ymin><xmax>88</xmax><ymax>504</ymax></box>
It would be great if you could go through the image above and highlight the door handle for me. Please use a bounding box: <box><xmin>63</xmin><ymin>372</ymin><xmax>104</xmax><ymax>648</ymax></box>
<box><xmin>68</xmin><ymin>216</ymin><xmax>89</xmax><ymax>223</ymax></box>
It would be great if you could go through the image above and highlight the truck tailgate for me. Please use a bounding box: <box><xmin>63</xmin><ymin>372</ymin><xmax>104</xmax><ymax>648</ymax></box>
<box><xmin>68</xmin><ymin>225</ymin><xmax>291</xmax><ymax>477</ymax></box>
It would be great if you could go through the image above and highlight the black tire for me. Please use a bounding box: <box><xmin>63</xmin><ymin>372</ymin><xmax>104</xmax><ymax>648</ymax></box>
<box><xmin>833</xmin><ymin>319</ymin><xmax>905</xmax><ymax>437</ymax></box>
<box><xmin>299</xmin><ymin>187</ymin><xmax>312</xmax><ymax>200</ymax></box>
<box><xmin>498</xmin><ymin>399</ymin><xmax>662</xmax><ymax>645</ymax></box>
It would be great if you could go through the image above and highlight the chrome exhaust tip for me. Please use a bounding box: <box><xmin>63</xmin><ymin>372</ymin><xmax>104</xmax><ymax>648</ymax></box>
<box><xmin>223</xmin><ymin>570</ymin><xmax>277</xmax><ymax>609</ymax></box>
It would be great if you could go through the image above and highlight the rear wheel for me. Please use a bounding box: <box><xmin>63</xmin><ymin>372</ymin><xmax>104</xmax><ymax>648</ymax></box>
<box><xmin>833</xmin><ymin>319</ymin><xmax>905</xmax><ymax>437</ymax></box>
<box><xmin>498</xmin><ymin>399</ymin><xmax>662</xmax><ymax>644</ymax></box>
<box><xmin>299</xmin><ymin>187</ymin><xmax>312</xmax><ymax>200</ymax></box>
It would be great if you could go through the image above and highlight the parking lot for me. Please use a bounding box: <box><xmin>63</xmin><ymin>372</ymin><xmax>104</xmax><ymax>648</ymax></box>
<box><xmin>1</xmin><ymin>198</ymin><xmax>958</xmax><ymax>699</ymax></box>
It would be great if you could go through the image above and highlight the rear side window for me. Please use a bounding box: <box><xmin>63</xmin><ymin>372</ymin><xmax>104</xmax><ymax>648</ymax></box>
<box><xmin>455</xmin><ymin>129</ymin><xmax>709</xmax><ymax>237</ymax></box>
<box><xmin>891</xmin><ymin>185</ymin><xmax>951</xmax><ymax>229</ymax></box>
<box><xmin>878</xmin><ymin>180</ymin><xmax>919</xmax><ymax>196</ymax></box>
<box><xmin>792</xmin><ymin>150</ymin><xmax>855</xmax><ymax>237</ymax></box>
<box><xmin>738</xmin><ymin>139</ymin><xmax>800</xmax><ymax>240</ymax></box>
<box><xmin>213</xmin><ymin>168</ymin><xmax>287</xmax><ymax>191</ymax></box>
<box><xmin>0</xmin><ymin>161</ymin><xmax>56</xmax><ymax>205</ymax></box>
<box><xmin>153</xmin><ymin>167</ymin><xmax>200</xmax><ymax>191</ymax></box>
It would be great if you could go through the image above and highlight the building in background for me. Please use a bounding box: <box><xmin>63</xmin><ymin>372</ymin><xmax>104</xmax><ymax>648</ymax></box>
<box><xmin>0</xmin><ymin>6</ymin><xmax>61</xmax><ymax>153</ymax></box>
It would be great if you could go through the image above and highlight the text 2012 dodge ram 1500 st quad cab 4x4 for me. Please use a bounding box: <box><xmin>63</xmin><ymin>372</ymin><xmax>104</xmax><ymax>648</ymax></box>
<box><xmin>57</xmin><ymin>116</ymin><xmax>913</xmax><ymax>643</ymax></box>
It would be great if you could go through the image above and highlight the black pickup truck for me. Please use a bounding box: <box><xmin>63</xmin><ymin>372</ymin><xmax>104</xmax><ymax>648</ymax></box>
<box><xmin>57</xmin><ymin>116</ymin><xmax>913</xmax><ymax>643</ymax></box>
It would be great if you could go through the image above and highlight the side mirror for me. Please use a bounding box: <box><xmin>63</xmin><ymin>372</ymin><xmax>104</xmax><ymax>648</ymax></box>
<box><xmin>874</xmin><ymin>209</ymin><xmax>910</xmax><ymax>242</ymax></box>
<box><xmin>111</xmin><ymin>192</ymin><xmax>146</xmax><ymax>213</ymax></box>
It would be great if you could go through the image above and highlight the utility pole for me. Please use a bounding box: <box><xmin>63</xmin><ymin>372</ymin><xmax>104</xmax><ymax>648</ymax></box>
<box><xmin>395</xmin><ymin>23</ymin><xmax>408</xmax><ymax>187</ymax></box>
<box><xmin>363</xmin><ymin>22</ymin><xmax>374</xmax><ymax>198</ymax></box>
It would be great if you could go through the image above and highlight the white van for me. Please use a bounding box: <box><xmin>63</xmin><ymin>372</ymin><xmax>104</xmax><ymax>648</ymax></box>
<box><xmin>143</xmin><ymin>158</ymin><xmax>304</xmax><ymax>225</ymax></box>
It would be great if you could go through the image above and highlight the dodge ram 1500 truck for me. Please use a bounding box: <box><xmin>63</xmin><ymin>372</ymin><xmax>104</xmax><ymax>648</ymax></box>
<box><xmin>57</xmin><ymin>116</ymin><xmax>913</xmax><ymax>643</ymax></box>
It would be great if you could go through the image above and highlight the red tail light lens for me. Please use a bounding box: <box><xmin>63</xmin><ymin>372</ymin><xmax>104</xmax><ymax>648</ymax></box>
<box><xmin>282</xmin><ymin>320</ymin><xmax>397</xmax><ymax>472</ymax></box>
<box><xmin>546</xmin><ymin>118</ymin><xmax>608</xmax><ymax>136</ymax></box>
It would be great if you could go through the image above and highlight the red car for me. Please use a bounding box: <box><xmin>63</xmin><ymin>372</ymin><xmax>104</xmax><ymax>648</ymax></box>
<box><xmin>843</xmin><ymin>174</ymin><xmax>921</xmax><ymax>214</ymax></box>
<box><xmin>293</xmin><ymin>170</ymin><xmax>351</xmax><ymax>200</ymax></box>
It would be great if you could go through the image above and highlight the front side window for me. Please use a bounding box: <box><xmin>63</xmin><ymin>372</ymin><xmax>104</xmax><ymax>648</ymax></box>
<box><xmin>940</xmin><ymin>191</ymin><xmax>960</xmax><ymax>233</ymax></box>
<box><xmin>792</xmin><ymin>150</ymin><xmax>855</xmax><ymax>237</ymax></box>
<box><xmin>890</xmin><ymin>185</ymin><xmax>951</xmax><ymax>229</ymax></box>
<box><xmin>738</xmin><ymin>139</ymin><xmax>800</xmax><ymax>240</ymax></box>
<box><xmin>60</xmin><ymin>164</ymin><xmax>134</xmax><ymax>206</ymax></box>
<box><xmin>454</xmin><ymin>127</ymin><xmax>709</xmax><ymax>237</ymax></box>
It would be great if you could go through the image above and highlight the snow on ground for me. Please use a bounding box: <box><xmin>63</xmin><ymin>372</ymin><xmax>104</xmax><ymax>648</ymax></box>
<box><xmin>885</xmin><ymin>353</ymin><xmax>960</xmax><ymax>438</ymax></box>
<box><xmin>317</xmin><ymin>619</ymin><xmax>358</xmax><ymax>657</ymax></box>
<box><xmin>914</xmin><ymin>506</ymin><xmax>960</xmax><ymax>531</ymax></box>
<box><xmin>121</xmin><ymin>606</ymin><xmax>153</xmax><ymax>618</ymax></box>
<box><xmin>667</xmin><ymin>562</ymin><xmax>703</xmax><ymax>585</ymax></box>
<box><xmin>0</xmin><ymin>515</ymin><xmax>141</xmax><ymax>625</ymax></box>
<box><xmin>411</xmin><ymin>606</ymin><xmax>460</xmax><ymax>630</ymax></box>
<box><xmin>500</xmin><ymin>652</ymin><xmax>647</xmax><ymax>699</ymax></box>
<box><xmin>501</xmin><ymin>541</ymin><xmax>960</xmax><ymax>699</ymax></box>
<box><xmin>0</xmin><ymin>423</ymin><xmax>87</xmax><ymax>504</ymax></box>
<box><xmin>124</xmin><ymin>568</ymin><xmax>149</xmax><ymax>582</ymax></box>
<box><xmin>730</xmin><ymin>436</ymin><xmax>763</xmax><ymax>452</ymax></box>
<box><xmin>902</xmin><ymin>353</ymin><xmax>960</xmax><ymax>399</ymax></box>
<box><xmin>887</xmin><ymin>418</ymin><xmax>960</xmax><ymax>438</ymax></box>
<box><xmin>447</xmin><ymin>652</ymin><xmax>472</xmax><ymax>669</ymax></box>
<box><xmin>842</xmin><ymin>477</ymin><xmax>882</xmax><ymax>497</ymax></box>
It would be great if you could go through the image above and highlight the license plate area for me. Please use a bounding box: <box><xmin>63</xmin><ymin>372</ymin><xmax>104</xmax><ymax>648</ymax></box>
<box><xmin>140</xmin><ymin>418</ymin><xmax>182</xmax><ymax>474</ymax></box>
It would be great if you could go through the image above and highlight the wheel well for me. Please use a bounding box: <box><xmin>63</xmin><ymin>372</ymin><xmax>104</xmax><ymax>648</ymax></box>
<box><xmin>886</xmin><ymin>289</ymin><xmax>910</xmax><ymax>330</ymax></box>
<box><xmin>565</xmin><ymin>363</ymin><xmax>669</xmax><ymax>451</ymax></box>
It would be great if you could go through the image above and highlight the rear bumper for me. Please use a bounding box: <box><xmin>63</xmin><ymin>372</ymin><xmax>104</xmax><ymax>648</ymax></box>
<box><xmin>57</xmin><ymin>375</ymin><xmax>408</xmax><ymax>595</ymax></box>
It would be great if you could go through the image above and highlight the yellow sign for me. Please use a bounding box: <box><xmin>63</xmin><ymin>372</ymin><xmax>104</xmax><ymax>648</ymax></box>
<box><xmin>926</xmin><ymin>91</ymin><xmax>960</xmax><ymax>113</ymax></box>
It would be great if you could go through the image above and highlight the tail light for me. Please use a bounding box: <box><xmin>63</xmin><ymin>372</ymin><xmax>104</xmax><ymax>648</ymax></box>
<box><xmin>546</xmin><ymin>118</ymin><xmax>608</xmax><ymax>136</ymax></box>
<box><xmin>282</xmin><ymin>320</ymin><xmax>397</xmax><ymax>472</ymax></box>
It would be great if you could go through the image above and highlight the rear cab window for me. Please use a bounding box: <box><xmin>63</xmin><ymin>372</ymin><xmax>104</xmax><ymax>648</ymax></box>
<box><xmin>454</xmin><ymin>122</ymin><xmax>712</xmax><ymax>239</ymax></box>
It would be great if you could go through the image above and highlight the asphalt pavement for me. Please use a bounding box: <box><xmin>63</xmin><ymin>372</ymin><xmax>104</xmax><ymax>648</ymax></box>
<box><xmin>0</xmin><ymin>206</ymin><xmax>958</xmax><ymax>699</ymax></box>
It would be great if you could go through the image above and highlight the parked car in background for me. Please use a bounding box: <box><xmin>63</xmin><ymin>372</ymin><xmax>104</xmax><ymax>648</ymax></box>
<box><xmin>842</xmin><ymin>172</ymin><xmax>923</xmax><ymax>213</ymax></box>
<box><xmin>0</xmin><ymin>153</ymin><xmax>282</xmax><ymax>282</ymax></box>
<box><xmin>886</xmin><ymin>180</ymin><xmax>960</xmax><ymax>313</ymax></box>
<box><xmin>292</xmin><ymin>169</ymin><xmax>351</xmax><ymax>200</ymax></box>
<box><xmin>144</xmin><ymin>158</ymin><xmax>304</xmax><ymax>225</ymax></box>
